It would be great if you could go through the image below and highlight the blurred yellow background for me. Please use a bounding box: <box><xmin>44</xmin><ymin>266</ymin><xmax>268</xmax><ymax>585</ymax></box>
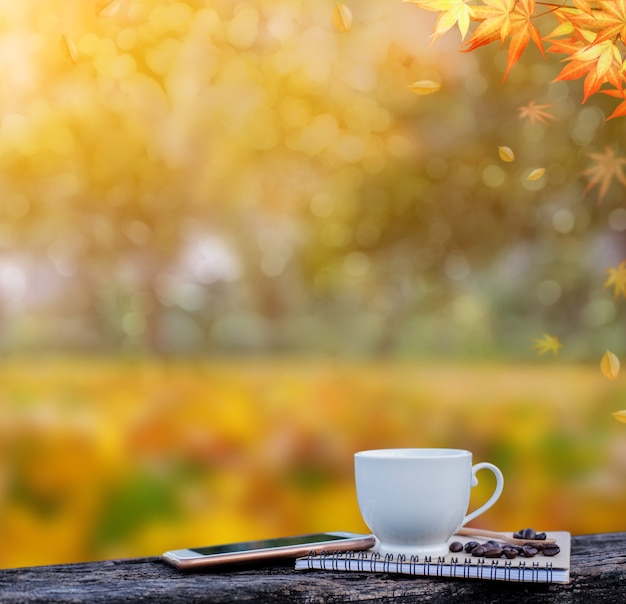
<box><xmin>2</xmin><ymin>358</ymin><xmax>626</xmax><ymax>568</ymax></box>
<box><xmin>0</xmin><ymin>0</ymin><xmax>626</xmax><ymax>568</ymax></box>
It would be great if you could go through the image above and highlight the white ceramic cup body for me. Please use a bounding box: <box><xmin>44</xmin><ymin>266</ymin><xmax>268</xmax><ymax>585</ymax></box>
<box><xmin>354</xmin><ymin>448</ymin><xmax>504</xmax><ymax>557</ymax></box>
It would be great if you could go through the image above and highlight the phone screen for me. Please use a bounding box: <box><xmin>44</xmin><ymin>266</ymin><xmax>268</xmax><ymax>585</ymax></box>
<box><xmin>189</xmin><ymin>533</ymin><xmax>349</xmax><ymax>556</ymax></box>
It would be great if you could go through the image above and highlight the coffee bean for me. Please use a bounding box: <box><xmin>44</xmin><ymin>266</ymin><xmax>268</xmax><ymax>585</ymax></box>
<box><xmin>521</xmin><ymin>528</ymin><xmax>537</xmax><ymax>540</ymax></box>
<box><xmin>521</xmin><ymin>545</ymin><xmax>539</xmax><ymax>557</ymax></box>
<box><xmin>464</xmin><ymin>541</ymin><xmax>480</xmax><ymax>553</ymax></box>
<box><xmin>484</xmin><ymin>547</ymin><xmax>503</xmax><ymax>558</ymax></box>
<box><xmin>471</xmin><ymin>545</ymin><xmax>487</xmax><ymax>557</ymax></box>
<box><xmin>455</xmin><ymin>538</ymin><xmax>561</xmax><ymax>560</ymax></box>
<box><xmin>535</xmin><ymin>532</ymin><xmax>547</xmax><ymax>541</ymax></box>
<box><xmin>541</xmin><ymin>544</ymin><xmax>561</xmax><ymax>557</ymax></box>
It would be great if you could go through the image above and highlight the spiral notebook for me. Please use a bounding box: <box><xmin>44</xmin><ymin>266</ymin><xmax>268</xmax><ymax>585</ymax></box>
<box><xmin>295</xmin><ymin>531</ymin><xmax>571</xmax><ymax>584</ymax></box>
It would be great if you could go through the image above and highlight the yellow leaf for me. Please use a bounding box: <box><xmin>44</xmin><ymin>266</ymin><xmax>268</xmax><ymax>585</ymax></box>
<box><xmin>532</xmin><ymin>333</ymin><xmax>562</xmax><ymax>356</ymax></box>
<box><xmin>527</xmin><ymin>168</ymin><xmax>546</xmax><ymax>181</ymax></box>
<box><xmin>409</xmin><ymin>0</ymin><xmax>475</xmax><ymax>42</ymax></box>
<box><xmin>601</xmin><ymin>350</ymin><xmax>620</xmax><ymax>380</ymax></box>
<box><xmin>408</xmin><ymin>80</ymin><xmax>441</xmax><ymax>95</ymax></box>
<box><xmin>332</xmin><ymin>2</ymin><xmax>353</xmax><ymax>33</ymax></box>
<box><xmin>95</xmin><ymin>0</ymin><xmax>122</xmax><ymax>17</ymax></box>
<box><xmin>60</xmin><ymin>34</ymin><xmax>78</xmax><ymax>64</ymax></box>
<box><xmin>605</xmin><ymin>260</ymin><xmax>626</xmax><ymax>300</ymax></box>
<box><xmin>612</xmin><ymin>410</ymin><xmax>626</xmax><ymax>424</ymax></box>
<box><xmin>498</xmin><ymin>146</ymin><xmax>515</xmax><ymax>162</ymax></box>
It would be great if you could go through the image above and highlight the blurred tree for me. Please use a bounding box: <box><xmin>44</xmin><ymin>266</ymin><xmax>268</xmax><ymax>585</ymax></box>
<box><xmin>0</xmin><ymin>0</ymin><xmax>624</xmax><ymax>357</ymax></box>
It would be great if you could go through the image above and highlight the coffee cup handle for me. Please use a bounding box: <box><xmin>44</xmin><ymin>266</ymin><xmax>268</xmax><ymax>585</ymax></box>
<box><xmin>461</xmin><ymin>462</ymin><xmax>504</xmax><ymax>526</ymax></box>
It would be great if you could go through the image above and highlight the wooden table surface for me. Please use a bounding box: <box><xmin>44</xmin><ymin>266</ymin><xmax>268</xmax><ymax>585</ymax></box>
<box><xmin>0</xmin><ymin>532</ymin><xmax>624</xmax><ymax>603</ymax></box>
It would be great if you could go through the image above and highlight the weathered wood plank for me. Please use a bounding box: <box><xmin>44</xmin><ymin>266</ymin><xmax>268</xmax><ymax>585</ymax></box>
<box><xmin>0</xmin><ymin>533</ymin><xmax>623</xmax><ymax>603</ymax></box>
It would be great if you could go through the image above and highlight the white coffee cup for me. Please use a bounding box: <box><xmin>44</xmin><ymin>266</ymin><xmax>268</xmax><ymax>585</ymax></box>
<box><xmin>355</xmin><ymin>448</ymin><xmax>504</xmax><ymax>557</ymax></box>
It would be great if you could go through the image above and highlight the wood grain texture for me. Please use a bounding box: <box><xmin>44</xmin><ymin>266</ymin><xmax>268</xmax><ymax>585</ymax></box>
<box><xmin>0</xmin><ymin>533</ymin><xmax>624</xmax><ymax>603</ymax></box>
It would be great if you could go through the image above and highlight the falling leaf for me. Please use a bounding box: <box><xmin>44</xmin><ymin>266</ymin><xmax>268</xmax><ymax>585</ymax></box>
<box><xmin>582</xmin><ymin>147</ymin><xmax>626</xmax><ymax>202</ymax></box>
<box><xmin>527</xmin><ymin>167</ymin><xmax>546</xmax><ymax>181</ymax></box>
<box><xmin>60</xmin><ymin>34</ymin><xmax>78</xmax><ymax>64</ymax></box>
<box><xmin>605</xmin><ymin>260</ymin><xmax>626</xmax><ymax>300</ymax></box>
<box><xmin>532</xmin><ymin>333</ymin><xmax>562</xmax><ymax>356</ymax></box>
<box><xmin>612</xmin><ymin>410</ymin><xmax>626</xmax><ymax>424</ymax></box>
<box><xmin>95</xmin><ymin>0</ymin><xmax>122</xmax><ymax>17</ymax></box>
<box><xmin>498</xmin><ymin>146</ymin><xmax>515</xmax><ymax>162</ymax></box>
<box><xmin>517</xmin><ymin>100</ymin><xmax>556</xmax><ymax>124</ymax></box>
<box><xmin>601</xmin><ymin>350</ymin><xmax>620</xmax><ymax>379</ymax></box>
<box><xmin>332</xmin><ymin>2</ymin><xmax>353</xmax><ymax>32</ymax></box>
<box><xmin>408</xmin><ymin>80</ymin><xmax>441</xmax><ymax>95</ymax></box>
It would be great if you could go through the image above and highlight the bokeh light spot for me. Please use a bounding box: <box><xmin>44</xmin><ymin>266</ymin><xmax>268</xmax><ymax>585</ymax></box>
<box><xmin>445</xmin><ymin>253</ymin><xmax>470</xmax><ymax>281</ymax></box>
<box><xmin>609</xmin><ymin>208</ymin><xmax>626</xmax><ymax>231</ymax></box>
<box><xmin>536</xmin><ymin>280</ymin><xmax>562</xmax><ymax>305</ymax></box>
<box><xmin>552</xmin><ymin>209</ymin><xmax>575</xmax><ymax>234</ymax></box>
<box><xmin>298</xmin><ymin>114</ymin><xmax>339</xmax><ymax>156</ymax></box>
<box><xmin>227</xmin><ymin>4</ymin><xmax>259</xmax><ymax>49</ymax></box>
<box><xmin>122</xmin><ymin>311</ymin><xmax>147</xmax><ymax>337</ymax></box>
<box><xmin>482</xmin><ymin>164</ymin><xmax>505</xmax><ymax>188</ymax></box>
<box><xmin>344</xmin><ymin>251</ymin><xmax>370</xmax><ymax>277</ymax></box>
<box><xmin>310</xmin><ymin>194</ymin><xmax>335</xmax><ymax>218</ymax></box>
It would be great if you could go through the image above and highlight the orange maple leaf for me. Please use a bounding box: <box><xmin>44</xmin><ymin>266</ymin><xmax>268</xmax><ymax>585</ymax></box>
<box><xmin>464</xmin><ymin>0</ymin><xmax>544</xmax><ymax>80</ymax></box>
<box><xmin>572</xmin><ymin>0</ymin><xmax>594</xmax><ymax>17</ymax></box>
<box><xmin>517</xmin><ymin>100</ymin><xmax>556</xmax><ymax>124</ymax></box>
<box><xmin>549</xmin><ymin>23</ymin><xmax>623</xmax><ymax>97</ymax></box>
<box><xmin>600</xmin><ymin>87</ymin><xmax>626</xmax><ymax>120</ymax></box>
<box><xmin>582</xmin><ymin>147</ymin><xmax>626</xmax><ymax>201</ymax></box>
<box><xmin>463</xmin><ymin>0</ymin><xmax>514</xmax><ymax>50</ymax></box>
<box><xmin>547</xmin><ymin>27</ymin><xmax>593</xmax><ymax>60</ymax></box>
<box><xmin>503</xmin><ymin>0</ymin><xmax>545</xmax><ymax>79</ymax></box>
<box><xmin>549</xmin><ymin>3</ymin><xmax>619</xmax><ymax>41</ymax></box>
<box><xmin>545</xmin><ymin>11</ymin><xmax>590</xmax><ymax>54</ymax></box>
<box><xmin>568</xmin><ymin>41</ymin><xmax>623</xmax><ymax>102</ymax></box>
<box><xmin>588</xmin><ymin>0</ymin><xmax>626</xmax><ymax>46</ymax></box>
<box><xmin>547</xmin><ymin>4</ymin><xmax>626</xmax><ymax>102</ymax></box>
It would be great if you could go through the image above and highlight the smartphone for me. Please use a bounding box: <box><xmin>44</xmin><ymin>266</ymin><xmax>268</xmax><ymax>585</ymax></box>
<box><xmin>162</xmin><ymin>531</ymin><xmax>375</xmax><ymax>569</ymax></box>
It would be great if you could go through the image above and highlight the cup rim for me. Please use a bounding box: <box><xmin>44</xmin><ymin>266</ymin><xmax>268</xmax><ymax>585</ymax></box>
<box><xmin>355</xmin><ymin>448</ymin><xmax>471</xmax><ymax>459</ymax></box>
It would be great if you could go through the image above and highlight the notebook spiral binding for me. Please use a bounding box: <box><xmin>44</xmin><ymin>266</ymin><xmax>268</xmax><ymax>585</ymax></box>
<box><xmin>305</xmin><ymin>550</ymin><xmax>555</xmax><ymax>583</ymax></box>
